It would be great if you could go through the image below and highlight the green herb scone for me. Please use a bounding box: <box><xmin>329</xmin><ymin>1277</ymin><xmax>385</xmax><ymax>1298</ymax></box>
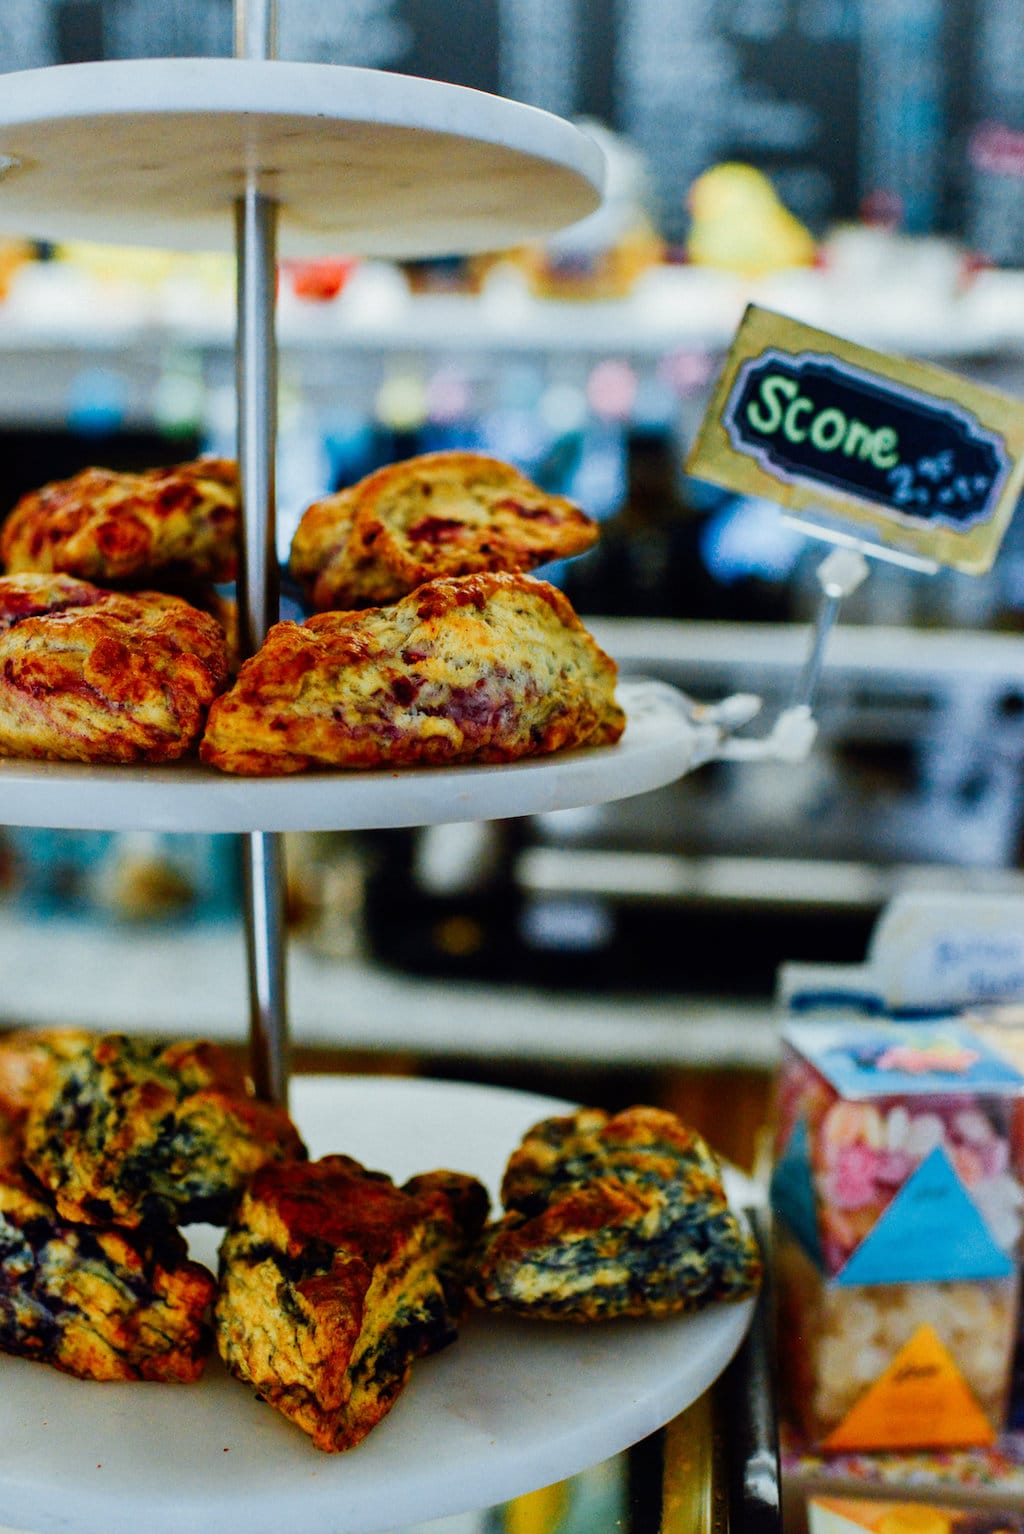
<box><xmin>215</xmin><ymin>1154</ymin><xmax>489</xmax><ymax>1452</ymax></box>
<box><xmin>468</xmin><ymin>1105</ymin><xmax>761</xmax><ymax>1320</ymax></box>
<box><xmin>21</xmin><ymin>1035</ymin><xmax>306</xmax><ymax>1228</ymax></box>
<box><xmin>0</xmin><ymin>1027</ymin><xmax>96</xmax><ymax>1129</ymax></box>
<box><xmin>0</xmin><ymin>1157</ymin><xmax>216</xmax><ymax>1381</ymax></box>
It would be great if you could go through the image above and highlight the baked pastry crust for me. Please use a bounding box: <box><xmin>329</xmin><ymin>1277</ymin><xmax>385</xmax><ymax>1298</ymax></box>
<box><xmin>216</xmin><ymin>1154</ymin><xmax>489</xmax><ymax>1452</ymax></box>
<box><xmin>0</xmin><ymin>1024</ymin><xmax>95</xmax><ymax>1147</ymax></box>
<box><xmin>289</xmin><ymin>451</ymin><xmax>598</xmax><ymax>611</ymax></box>
<box><xmin>0</xmin><ymin>1157</ymin><xmax>215</xmax><ymax>1382</ymax></box>
<box><xmin>200</xmin><ymin>570</ymin><xmax>624</xmax><ymax>775</ymax></box>
<box><xmin>22</xmin><ymin>1035</ymin><xmax>306</xmax><ymax>1228</ymax></box>
<box><xmin>0</xmin><ymin>457</ymin><xmax>239</xmax><ymax>586</ymax></box>
<box><xmin>0</xmin><ymin>572</ymin><xmax>229</xmax><ymax>763</ymax></box>
<box><xmin>468</xmin><ymin>1105</ymin><xmax>761</xmax><ymax>1320</ymax></box>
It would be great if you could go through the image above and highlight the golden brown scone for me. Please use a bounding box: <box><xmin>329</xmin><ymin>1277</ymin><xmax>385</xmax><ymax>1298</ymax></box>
<box><xmin>22</xmin><ymin>1034</ymin><xmax>307</xmax><ymax>1228</ymax></box>
<box><xmin>216</xmin><ymin>1155</ymin><xmax>489</xmax><ymax>1452</ymax></box>
<box><xmin>0</xmin><ymin>1026</ymin><xmax>95</xmax><ymax>1126</ymax></box>
<box><xmin>200</xmin><ymin>570</ymin><xmax>625</xmax><ymax>775</ymax></box>
<box><xmin>0</xmin><ymin>572</ymin><xmax>229</xmax><ymax>763</ymax></box>
<box><xmin>289</xmin><ymin>451</ymin><xmax>598</xmax><ymax>611</ymax></box>
<box><xmin>0</xmin><ymin>456</ymin><xmax>239</xmax><ymax>586</ymax></box>
<box><xmin>0</xmin><ymin>1156</ymin><xmax>216</xmax><ymax>1382</ymax></box>
<box><xmin>468</xmin><ymin>1106</ymin><xmax>762</xmax><ymax>1321</ymax></box>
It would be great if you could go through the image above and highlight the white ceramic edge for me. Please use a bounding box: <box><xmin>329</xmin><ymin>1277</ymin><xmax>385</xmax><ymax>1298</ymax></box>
<box><xmin>0</xmin><ymin>58</ymin><xmax>604</xmax><ymax>189</ymax></box>
<box><xmin>0</xmin><ymin>1076</ymin><xmax>757</xmax><ymax>1534</ymax></box>
<box><xmin>0</xmin><ymin>58</ymin><xmax>605</xmax><ymax>256</ymax></box>
<box><xmin>4</xmin><ymin>1310</ymin><xmax>757</xmax><ymax>1534</ymax></box>
<box><xmin>0</xmin><ymin>679</ymin><xmax>707</xmax><ymax>833</ymax></box>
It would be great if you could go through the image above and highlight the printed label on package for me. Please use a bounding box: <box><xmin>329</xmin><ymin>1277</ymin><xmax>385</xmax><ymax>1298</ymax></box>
<box><xmin>686</xmin><ymin>305</ymin><xmax>1024</xmax><ymax>573</ymax></box>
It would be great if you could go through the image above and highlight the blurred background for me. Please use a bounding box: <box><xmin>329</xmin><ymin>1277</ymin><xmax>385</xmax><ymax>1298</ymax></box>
<box><xmin>2</xmin><ymin>0</ymin><xmax>1024</xmax><ymax>1169</ymax></box>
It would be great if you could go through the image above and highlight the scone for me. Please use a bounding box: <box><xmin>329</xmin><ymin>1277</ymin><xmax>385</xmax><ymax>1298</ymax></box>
<box><xmin>289</xmin><ymin>451</ymin><xmax>598</xmax><ymax>611</ymax></box>
<box><xmin>200</xmin><ymin>570</ymin><xmax>625</xmax><ymax>775</ymax></box>
<box><xmin>0</xmin><ymin>573</ymin><xmax>230</xmax><ymax>763</ymax></box>
<box><xmin>0</xmin><ymin>456</ymin><xmax>239</xmax><ymax>586</ymax></box>
<box><xmin>22</xmin><ymin>1035</ymin><xmax>306</xmax><ymax>1228</ymax></box>
<box><xmin>0</xmin><ymin>1027</ymin><xmax>96</xmax><ymax>1127</ymax></box>
<box><xmin>468</xmin><ymin>1106</ymin><xmax>761</xmax><ymax>1320</ymax></box>
<box><xmin>0</xmin><ymin>1156</ymin><xmax>216</xmax><ymax>1382</ymax></box>
<box><xmin>216</xmin><ymin>1154</ymin><xmax>489</xmax><ymax>1452</ymax></box>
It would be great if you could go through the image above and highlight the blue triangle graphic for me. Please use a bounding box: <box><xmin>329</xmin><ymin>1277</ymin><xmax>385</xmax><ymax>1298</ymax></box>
<box><xmin>836</xmin><ymin>1144</ymin><xmax>1013</xmax><ymax>1286</ymax></box>
<box><xmin>770</xmin><ymin>1116</ymin><xmax>823</xmax><ymax>1269</ymax></box>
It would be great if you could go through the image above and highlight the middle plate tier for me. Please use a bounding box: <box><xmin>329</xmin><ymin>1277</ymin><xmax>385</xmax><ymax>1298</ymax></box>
<box><xmin>0</xmin><ymin>680</ymin><xmax>711</xmax><ymax>833</ymax></box>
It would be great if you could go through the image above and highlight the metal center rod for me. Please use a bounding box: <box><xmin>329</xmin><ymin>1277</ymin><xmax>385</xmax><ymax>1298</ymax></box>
<box><xmin>234</xmin><ymin>0</ymin><xmax>288</xmax><ymax>1107</ymax></box>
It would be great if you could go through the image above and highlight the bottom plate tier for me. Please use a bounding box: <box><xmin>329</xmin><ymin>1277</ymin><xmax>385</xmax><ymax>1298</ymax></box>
<box><xmin>0</xmin><ymin>1074</ymin><xmax>757</xmax><ymax>1534</ymax></box>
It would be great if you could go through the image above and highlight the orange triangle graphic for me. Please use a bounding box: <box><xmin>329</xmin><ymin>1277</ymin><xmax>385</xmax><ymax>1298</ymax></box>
<box><xmin>823</xmin><ymin>1323</ymin><xmax>998</xmax><ymax>1452</ymax></box>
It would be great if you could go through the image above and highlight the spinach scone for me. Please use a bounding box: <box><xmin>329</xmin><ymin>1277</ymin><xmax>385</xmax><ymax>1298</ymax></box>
<box><xmin>22</xmin><ymin>1034</ymin><xmax>306</xmax><ymax>1228</ymax></box>
<box><xmin>0</xmin><ymin>1155</ymin><xmax>216</xmax><ymax>1381</ymax></box>
<box><xmin>468</xmin><ymin>1105</ymin><xmax>761</xmax><ymax>1320</ymax></box>
<box><xmin>216</xmin><ymin>1154</ymin><xmax>488</xmax><ymax>1452</ymax></box>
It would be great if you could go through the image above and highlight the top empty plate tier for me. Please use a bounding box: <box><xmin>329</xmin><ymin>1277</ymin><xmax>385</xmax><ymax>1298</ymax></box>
<box><xmin>0</xmin><ymin>58</ymin><xmax>604</xmax><ymax>257</ymax></box>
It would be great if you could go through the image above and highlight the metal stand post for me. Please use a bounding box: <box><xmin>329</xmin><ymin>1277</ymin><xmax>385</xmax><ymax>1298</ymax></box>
<box><xmin>234</xmin><ymin>0</ymin><xmax>288</xmax><ymax>1105</ymax></box>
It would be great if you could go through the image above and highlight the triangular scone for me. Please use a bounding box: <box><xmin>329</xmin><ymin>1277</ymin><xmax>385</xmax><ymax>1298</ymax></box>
<box><xmin>216</xmin><ymin>1155</ymin><xmax>489</xmax><ymax>1452</ymax></box>
<box><xmin>0</xmin><ymin>1157</ymin><xmax>216</xmax><ymax>1382</ymax></box>
<box><xmin>467</xmin><ymin>1106</ymin><xmax>762</xmax><ymax>1321</ymax></box>
<box><xmin>22</xmin><ymin>1034</ymin><xmax>307</xmax><ymax>1229</ymax></box>
<box><xmin>0</xmin><ymin>1027</ymin><xmax>96</xmax><ymax>1128</ymax></box>
<box><xmin>200</xmin><ymin>571</ymin><xmax>625</xmax><ymax>775</ymax></box>
<box><xmin>289</xmin><ymin>451</ymin><xmax>599</xmax><ymax>611</ymax></box>
<box><xmin>0</xmin><ymin>456</ymin><xmax>239</xmax><ymax>586</ymax></box>
<box><xmin>0</xmin><ymin>572</ymin><xmax>230</xmax><ymax>763</ymax></box>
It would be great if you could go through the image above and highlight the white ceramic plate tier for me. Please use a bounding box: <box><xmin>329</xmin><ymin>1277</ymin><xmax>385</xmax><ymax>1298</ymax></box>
<box><xmin>0</xmin><ymin>58</ymin><xmax>603</xmax><ymax>257</ymax></box>
<box><xmin>0</xmin><ymin>1075</ymin><xmax>758</xmax><ymax>1534</ymax></box>
<box><xmin>0</xmin><ymin>679</ymin><xmax>709</xmax><ymax>833</ymax></box>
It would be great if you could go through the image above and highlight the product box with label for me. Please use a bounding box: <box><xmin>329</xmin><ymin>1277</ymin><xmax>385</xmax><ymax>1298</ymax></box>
<box><xmin>806</xmin><ymin>1496</ymin><xmax>1024</xmax><ymax>1534</ymax></box>
<box><xmin>772</xmin><ymin>1016</ymin><xmax>1024</xmax><ymax>1451</ymax></box>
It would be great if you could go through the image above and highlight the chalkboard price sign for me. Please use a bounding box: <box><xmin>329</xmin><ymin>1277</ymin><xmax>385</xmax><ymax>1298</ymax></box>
<box><xmin>688</xmin><ymin>306</ymin><xmax>1024</xmax><ymax>574</ymax></box>
<box><xmin>727</xmin><ymin>350</ymin><xmax>1009</xmax><ymax>528</ymax></box>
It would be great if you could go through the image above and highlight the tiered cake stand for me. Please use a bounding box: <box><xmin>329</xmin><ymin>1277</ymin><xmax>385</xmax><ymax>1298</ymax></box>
<box><xmin>0</xmin><ymin>21</ymin><xmax>763</xmax><ymax>1534</ymax></box>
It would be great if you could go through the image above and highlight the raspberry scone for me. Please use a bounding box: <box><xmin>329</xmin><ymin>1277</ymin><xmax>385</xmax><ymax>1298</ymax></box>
<box><xmin>200</xmin><ymin>570</ymin><xmax>624</xmax><ymax>775</ymax></box>
<box><xmin>22</xmin><ymin>1035</ymin><xmax>306</xmax><ymax>1229</ymax></box>
<box><xmin>0</xmin><ymin>457</ymin><xmax>239</xmax><ymax>587</ymax></box>
<box><xmin>468</xmin><ymin>1106</ymin><xmax>761</xmax><ymax>1321</ymax></box>
<box><xmin>289</xmin><ymin>451</ymin><xmax>598</xmax><ymax>612</ymax></box>
<box><xmin>215</xmin><ymin>1154</ymin><xmax>489</xmax><ymax>1452</ymax></box>
<box><xmin>0</xmin><ymin>573</ymin><xmax>230</xmax><ymax>763</ymax></box>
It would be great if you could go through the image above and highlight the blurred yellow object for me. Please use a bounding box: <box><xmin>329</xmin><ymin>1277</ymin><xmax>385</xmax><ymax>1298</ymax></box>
<box><xmin>0</xmin><ymin>239</ymin><xmax>34</xmax><ymax>300</ymax></box>
<box><xmin>55</xmin><ymin>240</ymin><xmax>233</xmax><ymax>292</ymax></box>
<box><xmin>686</xmin><ymin>161</ymin><xmax>817</xmax><ymax>276</ymax></box>
<box><xmin>502</xmin><ymin>1480</ymin><xmax>570</xmax><ymax>1534</ymax></box>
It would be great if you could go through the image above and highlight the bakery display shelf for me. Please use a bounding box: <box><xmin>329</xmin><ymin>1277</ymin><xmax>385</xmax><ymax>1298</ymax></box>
<box><xmin>0</xmin><ymin>1074</ymin><xmax>759</xmax><ymax>1534</ymax></box>
<box><xmin>0</xmin><ymin>30</ymin><xmax>779</xmax><ymax>1534</ymax></box>
<box><xmin>0</xmin><ymin>679</ymin><xmax>706</xmax><ymax>833</ymax></box>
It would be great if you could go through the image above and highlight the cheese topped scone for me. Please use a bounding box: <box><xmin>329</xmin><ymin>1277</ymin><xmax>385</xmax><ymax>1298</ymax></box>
<box><xmin>200</xmin><ymin>570</ymin><xmax>624</xmax><ymax>775</ymax></box>
<box><xmin>0</xmin><ymin>456</ymin><xmax>239</xmax><ymax>586</ymax></box>
<box><xmin>0</xmin><ymin>572</ymin><xmax>229</xmax><ymax>763</ymax></box>
<box><xmin>289</xmin><ymin>451</ymin><xmax>598</xmax><ymax>612</ymax></box>
<box><xmin>0</xmin><ymin>1155</ymin><xmax>216</xmax><ymax>1382</ymax></box>
<box><xmin>216</xmin><ymin>1154</ymin><xmax>489</xmax><ymax>1452</ymax></box>
<box><xmin>468</xmin><ymin>1105</ymin><xmax>762</xmax><ymax>1321</ymax></box>
<box><xmin>22</xmin><ymin>1035</ymin><xmax>306</xmax><ymax>1229</ymax></box>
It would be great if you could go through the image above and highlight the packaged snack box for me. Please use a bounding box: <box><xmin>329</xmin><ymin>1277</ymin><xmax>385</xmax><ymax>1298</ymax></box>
<box><xmin>806</xmin><ymin>1496</ymin><xmax>1024</xmax><ymax>1534</ymax></box>
<box><xmin>772</xmin><ymin>1015</ymin><xmax>1024</xmax><ymax>1451</ymax></box>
